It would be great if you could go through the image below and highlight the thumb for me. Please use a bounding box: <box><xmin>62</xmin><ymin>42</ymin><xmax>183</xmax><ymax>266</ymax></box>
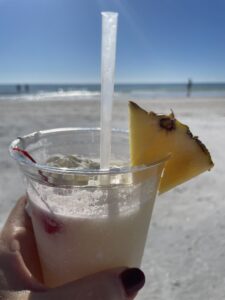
<box><xmin>30</xmin><ymin>267</ymin><xmax>145</xmax><ymax>300</ymax></box>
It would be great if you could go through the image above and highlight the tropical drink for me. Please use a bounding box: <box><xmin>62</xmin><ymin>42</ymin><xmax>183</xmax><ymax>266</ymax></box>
<box><xmin>10</xmin><ymin>128</ymin><xmax>166</xmax><ymax>287</ymax></box>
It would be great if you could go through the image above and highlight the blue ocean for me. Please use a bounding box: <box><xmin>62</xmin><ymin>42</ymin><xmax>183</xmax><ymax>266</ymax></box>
<box><xmin>0</xmin><ymin>83</ymin><xmax>225</xmax><ymax>101</ymax></box>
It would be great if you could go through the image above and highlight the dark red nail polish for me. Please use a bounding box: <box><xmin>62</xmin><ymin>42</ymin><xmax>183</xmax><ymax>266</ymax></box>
<box><xmin>120</xmin><ymin>268</ymin><xmax>145</xmax><ymax>297</ymax></box>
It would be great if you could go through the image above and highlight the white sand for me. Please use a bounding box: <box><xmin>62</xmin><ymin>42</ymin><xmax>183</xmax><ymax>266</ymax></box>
<box><xmin>0</xmin><ymin>97</ymin><xmax>224</xmax><ymax>299</ymax></box>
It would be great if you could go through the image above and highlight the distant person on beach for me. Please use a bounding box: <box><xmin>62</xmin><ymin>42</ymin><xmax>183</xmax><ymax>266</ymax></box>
<box><xmin>187</xmin><ymin>79</ymin><xmax>192</xmax><ymax>97</ymax></box>
<box><xmin>16</xmin><ymin>84</ymin><xmax>21</xmax><ymax>93</ymax></box>
<box><xmin>24</xmin><ymin>84</ymin><xmax>30</xmax><ymax>93</ymax></box>
<box><xmin>0</xmin><ymin>196</ymin><xmax>145</xmax><ymax>299</ymax></box>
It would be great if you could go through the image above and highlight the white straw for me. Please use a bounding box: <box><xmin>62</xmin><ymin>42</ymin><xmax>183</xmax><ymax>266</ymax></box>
<box><xmin>100</xmin><ymin>12</ymin><xmax>118</xmax><ymax>170</ymax></box>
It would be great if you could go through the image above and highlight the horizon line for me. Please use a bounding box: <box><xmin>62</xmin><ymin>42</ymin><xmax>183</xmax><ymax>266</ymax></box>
<box><xmin>0</xmin><ymin>81</ymin><xmax>225</xmax><ymax>85</ymax></box>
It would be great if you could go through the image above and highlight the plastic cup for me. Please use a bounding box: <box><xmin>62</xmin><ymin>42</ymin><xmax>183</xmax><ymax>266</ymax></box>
<box><xmin>9</xmin><ymin>128</ymin><xmax>167</xmax><ymax>287</ymax></box>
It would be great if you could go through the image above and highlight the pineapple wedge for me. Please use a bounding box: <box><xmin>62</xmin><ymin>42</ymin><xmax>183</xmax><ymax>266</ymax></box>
<box><xmin>129</xmin><ymin>101</ymin><xmax>214</xmax><ymax>194</ymax></box>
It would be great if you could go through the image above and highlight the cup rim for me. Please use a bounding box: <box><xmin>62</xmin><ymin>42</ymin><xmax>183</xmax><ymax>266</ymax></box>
<box><xmin>9</xmin><ymin>127</ymin><xmax>170</xmax><ymax>175</ymax></box>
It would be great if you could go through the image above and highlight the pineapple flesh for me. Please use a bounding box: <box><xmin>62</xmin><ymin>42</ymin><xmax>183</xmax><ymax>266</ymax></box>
<box><xmin>129</xmin><ymin>101</ymin><xmax>214</xmax><ymax>194</ymax></box>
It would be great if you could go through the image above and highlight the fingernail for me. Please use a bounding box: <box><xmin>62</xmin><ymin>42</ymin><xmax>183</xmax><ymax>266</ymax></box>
<box><xmin>120</xmin><ymin>268</ymin><xmax>145</xmax><ymax>297</ymax></box>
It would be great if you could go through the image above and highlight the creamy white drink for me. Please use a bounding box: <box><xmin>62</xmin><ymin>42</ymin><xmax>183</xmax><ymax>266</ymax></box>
<box><xmin>26</xmin><ymin>155</ymin><xmax>157</xmax><ymax>287</ymax></box>
<box><xmin>10</xmin><ymin>128</ymin><xmax>165</xmax><ymax>288</ymax></box>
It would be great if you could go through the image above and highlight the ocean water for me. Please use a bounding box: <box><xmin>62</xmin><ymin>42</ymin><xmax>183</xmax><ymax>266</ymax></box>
<box><xmin>0</xmin><ymin>83</ymin><xmax>225</xmax><ymax>101</ymax></box>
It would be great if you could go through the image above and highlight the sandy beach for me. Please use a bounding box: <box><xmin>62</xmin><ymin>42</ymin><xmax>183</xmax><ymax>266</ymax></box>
<box><xmin>0</xmin><ymin>97</ymin><xmax>224</xmax><ymax>299</ymax></box>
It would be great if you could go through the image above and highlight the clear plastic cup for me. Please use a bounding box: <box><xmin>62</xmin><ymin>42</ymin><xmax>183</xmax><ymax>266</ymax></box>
<box><xmin>9</xmin><ymin>128</ymin><xmax>167</xmax><ymax>287</ymax></box>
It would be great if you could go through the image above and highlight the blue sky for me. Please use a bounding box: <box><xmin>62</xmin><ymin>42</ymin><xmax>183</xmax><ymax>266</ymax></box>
<box><xmin>0</xmin><ymin>0</ymin><xmax>225</xmax><ymax>83</ymax></box>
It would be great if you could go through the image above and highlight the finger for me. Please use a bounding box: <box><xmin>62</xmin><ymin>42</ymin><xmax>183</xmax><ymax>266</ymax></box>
<box><xmin>29</xmin><ymin>268</ymin><xmax>145</xmax><ymax>300</ymax></box>
<box><xmin>1</xmin><ymin>197</ymin><xmax>33</xmax><ymax>251</ymax></box>
<box><xmin>2</xmin><ymin>197</ymin><xmax>29</xmax><ymax>232</ymax></box>
<box><xmin>1</xmin><ymin>197</ymin><xmax>45</xmax><ymax>291</ymax></box>
<box><xmin>0</xmin><ymin>246</ymin><xmax>45</xmax><ymax>292</ymax></box>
